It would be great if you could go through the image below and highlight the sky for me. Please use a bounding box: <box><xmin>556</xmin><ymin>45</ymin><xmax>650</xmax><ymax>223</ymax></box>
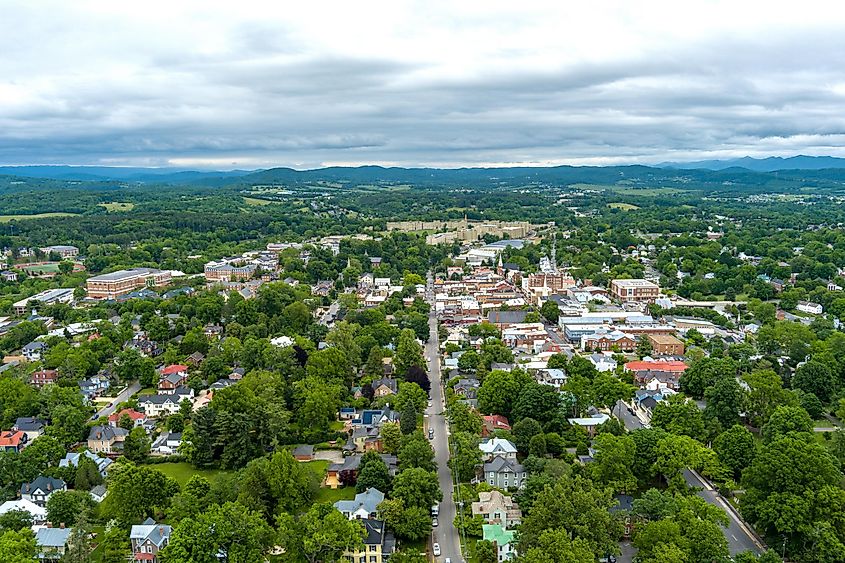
<box><xmin>3</xmin><ymin>1</ymin><xmax>845</xmax><ymax>169</ymax></box>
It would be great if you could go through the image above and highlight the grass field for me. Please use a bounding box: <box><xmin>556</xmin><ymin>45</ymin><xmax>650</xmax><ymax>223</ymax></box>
<box><xmin>151</xmin><ymin>462</ymin><xmax>233</xmax><ymax>487</ymax></box>
<box><xmin>0</xmin><ymin>212</ymin><xmax>78</xmax><ymax>222</ymax></box>
<box><xmin>608</xmin><ymin>202</ymin><xmax>640</xmax><ymax>210</ymax></box>
<box><xmin>23</xmin><ymin>263</ymin><xmax>60</xmax><ymax>274</ymax></box>
<box><xmin>99</xmin><ymin>202</ymin><xmax>135</xmax><ymax>211</ymax></box>
<box><xmin>243</xmin><ymin>196</ymin><xmax>273</xmax><ymax>206</ymax></box>
<box><xmin>315</xmin><ymin>485</ymin><xmax>357</xmax><ymax>504</ymax></box>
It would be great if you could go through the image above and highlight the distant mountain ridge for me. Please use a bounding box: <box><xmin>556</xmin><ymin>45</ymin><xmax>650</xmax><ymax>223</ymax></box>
<box><xmin>0</xmin><ymin>165</ymin><xmax>256</xmax><ymax>183</ymax></box>
<box><xmin>659</xmin><ymin>155</ymin><xmax>845</xmax><ymax>172</ymax></box>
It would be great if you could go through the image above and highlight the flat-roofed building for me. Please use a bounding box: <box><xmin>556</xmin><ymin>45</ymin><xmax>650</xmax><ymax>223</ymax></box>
<box><xmin>86</xmin><ymin>268</ymin><xmax>171</xmax><ymax>299</ymax></box>
<box><xmin>40</xmin><ymin>245</ymin><xmax>79</xmax><ymax>258</ymax></box>
<box><xmin>13</xmin><ymin>288</ymin><xmax>74</xmax><ymax>315</ymax></box>
<box><xmin>610</xmin><ymin>279</ymin><xmax>660</xmax><ymax>303</ymax></box>
<box><xmin>646</xmin><ymin>334</ymin><xmax>685</xmax><ymax>355</ymax></box>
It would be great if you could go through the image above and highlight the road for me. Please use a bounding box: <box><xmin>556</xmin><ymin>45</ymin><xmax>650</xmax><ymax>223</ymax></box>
<box><xmin>95</xmin><ymin>381</ymin><xmax>141</xmax><ymax>419</ymax></box>
<box><xmin>615</xmin><ymin>400</ymin><xmax>646</xmax><ymax>431</ymax></box>
<box><xmin>683</xmin><ymin>469</ymin><xmax>764</xmax><ymax>556</ymax></box>
<box><xmin>425</xmin><ymin>273</ymin><xmax>462</xmax><ymax>563</ymax></box>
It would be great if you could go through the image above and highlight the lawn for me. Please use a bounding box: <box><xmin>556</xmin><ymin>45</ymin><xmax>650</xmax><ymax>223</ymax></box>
<box><xmin>315</xmin><ymin>485</ymin><xmax>357</xmax><ymax>504</ymax></box>
<box><xmin>99</xmin><ymin>202</ymin><xmax>135</xmax><ymax>212</ymax></box>
<box><xmin>608</xmin><ymin>202</ymin><xmax>640</xmax><ymax>210</ymax></box>
<box><xmin>151</xmin><ymin>462</ymin><xmax>233</xmax><ymax>487</ymax></box>
<box><xmin>243</xmin><ymin>196</ymin><xmax>273</xmax><ymax>206</ymax></box>
<box><xmin>0</xmin><ymin>212</ymin><xmax>79</xmax><ymax>222</ymax></box>
<box><xmin>23</xmin><ymin>263</ymin><xmax>61</xmax><ymax>274</ymax></box>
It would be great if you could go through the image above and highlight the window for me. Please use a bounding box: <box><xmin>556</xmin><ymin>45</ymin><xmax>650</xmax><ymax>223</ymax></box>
<box><xmin>369</xmin><ymin>546</ymin><xmax>377</xmax><ymax>552</ymax></box>
<box><xmin>370</xmin><ymin>557</ymin><xmax>377</xmax><ymax>562</ymax></box>
<box><xmin>489</xmin><ymin>479</ymin><xmax>494</xmax><ymax>485</ymax></box>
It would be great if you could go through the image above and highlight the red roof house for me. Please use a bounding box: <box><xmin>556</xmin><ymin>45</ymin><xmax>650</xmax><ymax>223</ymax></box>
<box><xmin>482</xmin><ymin>414</ymin><xmax>512</xmax><ymax>437</ymax></box>
<box><xmin>0</xmin><ymin>430</ymin><xmax>26</xmax><ymax>452</ymax></box>
<box><xmin>108</xmin><ymin>408</ymin><xmax>147</xmax><ymax>428</ymax></box>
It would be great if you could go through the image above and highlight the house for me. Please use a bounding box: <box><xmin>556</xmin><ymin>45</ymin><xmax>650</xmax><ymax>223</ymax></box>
<box><xmin>471</xmin><ymin>490</ymin><xmax>522</xmax><ymax>528</ymax></box>
<box><xmin>0</xmin><ymin>498</ymin><xmax>46</xmax><ymax>525</ymax></box>
<box><xmin>35</xmin><ymin>527</ymin><xmax>72</xmax><ymax>561</ymax></box>
<box><xmin>481</xmin><ymin>415</ymin><xmax>511</xmax><ymax>437</ymax></box>
<box><xmin>587</xmin><ymin>353</ymin><xmax>617</xmax><ymax>373</ymax></box>
<box><xmin>334</xmin><ymin>488</ymin><xmax>385</xmax><ymax>520</ymax></box>
<box><xmin>479</xmin><ymin>438</ymin><xmax>518</xmax><ymax>461</ymax></box>
<box><xmin>624</xmin><ymin>360</ymin><xmax>688</xmax><ymax>389</ymax></box>
<box><xmin>89</xmin><ymin>484</ymin><xmax>108</xmax><ymax>503</ymax></box>
<box><xmin>185</xmin><ymin>351</ymin><xmax>205</xmax><ymax>366</ymax></box>
<box><xmin>293</xmin><ymin>445</ymin><xmax>315</xmax><ymax>461</ymax></box>
<box><xmin>483</xmin><ymin>456</ymin><xmax>527</xmax><ymax>489</ymax></box>
<box><xmin>483</xmin><ymin>523</ymin><xmax>516</xmax><ymax>561</ymax></box>
<box><xmin>138</xmin><ymin>394</ymin><xmax>183</xmax><ymax>418</ymax></box>
<box><xmin>646</xmin><ymin>334</ymin><xmax>685</xmax><ymax>356</ymax></box>
<box><xmin>633</xmin><ymin>388</ymin><xmax>676</xmax><ymax>424</ymax></box>
<box><xmin>60</xmin><ymin>450</ymin><xmax>112</xmax><ymax>477</ymax></box>
<box><xmin>87</xmin><ymin>425</ymin><xmax>128</xmax><ymax>454</ymax></box>
<box><xmin>204</xmin><ymin>324</ymin><xmax>224</xmax><ymax>339</ymax></box>
<box><xmin>22</xmin><ymin>341</ymin><xmax>47</xmax><ymax>361</ymax></box>
<box><xmin>13</xmin><ymin>416</ymin><xmax>46</xmax><ymax>443</ymax></box>
<box><xmin>158</xmin><ymin>364</ymin><xmax>189</xmax><ymax>393</ymax></box>
<box><xmin>568</xmin><ymin>413</ymin><xmax>611</xmax><ymax>436</ymax></box>
<box><xmin>30</xmin><ymin>369</ymin><xmax>58</xmax><ymax>388</ymax></box>
<box><xmin>0</xmin><ymin>430</ymin><xmax>27</xmax><ymax>452</ymax></box>
<box><xmin>130</xmin><ymin>517</ymin><xmax>172</xmax><ymax>563</ymax></box>
<box><xmin>581</xmin><ymin>329</ymin><xmax>637</xmax><ymax>352</ymax></box>
<box><xmin>325</xmin><ymin>454</ymin><xmax>398</xmax><ymax>489</ymax></box>
<box><xmin>78</xmin><ymin>373</ymin><xmax>111</xmax><ymax>401</ymax></box>
<box><xmin>370</xmin><ymin>377</ymin><xmax>398</xmax><ymax>398</ymax></box>
<box><xmin>797</xmin><ymin>301</ymin><xmax>823</xmax><ymax>315</ymax></box>
<box><xmin>343</xmin><ymin>518</ymin><xmax>395</xmax><ymax>563</ymax></box>
<box><xmin>20</xmin><ymin>476</ymin><xmax>66</xmax><ymax>507</ymax></box>
<box><xmin>536</xmin><ymin>368</ymin><xmax>567</xmax><ymax>389</ymax></box>
<box><xmin>108</xmin><ymin>408</ymin><xmax>147</xmax><ymax>428</ymax></box>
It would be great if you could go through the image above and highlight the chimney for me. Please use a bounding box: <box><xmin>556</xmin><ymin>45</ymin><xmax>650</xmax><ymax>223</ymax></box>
<box><xmin>46</xmin><ymin>522</ymin><xmax>52</xmax><ymax>528</ymax></box>
<box><xmin>159</xmin><ymin>526</ymin><xmax>164</xmax><ymax>536</ymax></box>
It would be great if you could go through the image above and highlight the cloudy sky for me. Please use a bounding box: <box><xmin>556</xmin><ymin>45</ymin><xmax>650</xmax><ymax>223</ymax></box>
<box><xmin>3</xmin><ymin>1</ymin><xmax>845</xmax><ymax>169</ymax></box>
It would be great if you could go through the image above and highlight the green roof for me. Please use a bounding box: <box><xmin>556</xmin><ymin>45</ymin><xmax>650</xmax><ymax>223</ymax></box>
<box><xmin>483</xmin><ymin>523</ymin><xmax>515</xmax><ymax>545</ymax></box>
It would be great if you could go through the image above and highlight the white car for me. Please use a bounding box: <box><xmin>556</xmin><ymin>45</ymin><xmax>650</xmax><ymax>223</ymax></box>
<box><xmin>432</xmin><ymin>517</ymin><xmax>439</xmax><ymax>527</ymax></box>
<box><xmin>428</xmin><ymin>400</ymin><xmax>433</xmax><ymax>408</ymax></box>
<box><xmin>432</xmin><ymin>544</ymin><xmax>441</xmax><ymax>557</ymax></box>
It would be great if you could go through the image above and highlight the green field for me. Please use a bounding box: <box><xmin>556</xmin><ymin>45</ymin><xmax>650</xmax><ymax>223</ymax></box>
<box><xmin>23</xmin><ymin>263</ymin><xmax>61</xmax><ymax>274</ymax></box>
<box><xmin>99</xmin><ymin>202</ymin><xmax>135</xmax><ymax>211</ymax></box>
<box><xmin>151</xmin><ymin>462</ymin><xmax>233</xmax><ymax>487</ymax></box>
<box><xmin>0</xmin><ymin>212</ymin><xmax>78</xmax><ymax>222</ymax></box>
<box><xmin>608</xmin><ymin>202</ymin><xmax>640</xmax><ymax>210</ymax></box>
<box><xmin>243</xmin><ymin>196</ymin><xmax>273</xmax><ymax>206</ymax></box>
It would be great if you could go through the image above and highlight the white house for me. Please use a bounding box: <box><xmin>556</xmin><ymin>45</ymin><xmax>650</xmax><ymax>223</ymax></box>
<box><xmin>587</xmin><ymin>353</ymin><xmax>617</xmax><ymax>373</ymax></box>
<box><xmin>479</xmin><ymin>438</ymin><xmax>518</xmax><ymax>461</ymax></box>
<box><xmin>0</xmin><ymin>498</ymin><xmax>47</xmax><ymax>525</ymax></box>
<box><xmin>797</xmin><ymin>301</ymin><xmax>823</xmax><ymax>315</ymax></box>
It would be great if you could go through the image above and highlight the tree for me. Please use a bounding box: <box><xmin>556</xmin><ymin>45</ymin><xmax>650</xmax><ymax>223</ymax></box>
<box><xmin>590</xmin><ymin>433</ymin><xmax>637</xmax><ymax>494</ymax></box>
<box><xmin>123</xmin><ymin>426</ymin><xmax>150</xmax><ymax>462</ymax></box>
<box><xmin>280</xmin><ymin>504</ymin><xmax>366</xmax><ymax>563</ymax></box>
<box><xmin>398</xmin><ymin>432</ymin><xmax>436</xmax><ymax>472</ymax></box>
<box><xmin>743</xmin><ymin>370</ymin><xmax>797</xmax><ymax>427</ymax></box>
<box><xmin>400</xmin><ymin>403</ymin><xmax>417</xmax><ymax>435</ymax></box>
<box><xmin>169</xmin><ymin>475</ymin><xmax>213</xmax><ymax>522</ymax></box>
<box><xmin>458</xmin><ymin>350</ymin><xmax>480</xmax><ymax>371</ymax></box>
<box><xmin>449</xmin><ymin>401</ymin><xmax>483</xmax><ymax>435</ymax></box>
<box><xmin>792</xmin><ymin>360</ymin><xmax>837</xmax><ymax>404</ymax></box>
<box><xmin>650</xmin><ymin>395</ymin><xmax>705</xmax><ymax>441</ymax></box>
<box><xmin>46</xmin><ymin>490</ymin><xmax>94</xmax><ymax>528</ymax></box>
<box><xmin>630</xmin><ymin>428</ymin><xmax>668</xmax><ymax>484</ymax></box>
<box><xmin>512</xmin><ymin>418</ymin><xmax>542</xmax><ymax>453</ymax></box>
<box><xmin>394</xmin><ymin>382</ymin><xmax>428</xmax><ymax>414</ymax></box>
<box><xmin>390</xmin><ymin>467</ymin><xmax>442</xmax><ymax>510</ymax></box>
<box><xmin>761</xmin><ymin>405</ymin><xmax>813</xmax><ymax>443</ymax></box>
<box><xmin>653</xmin><ymin>434</ymin><xmax>720</xmax><ymax>492</ymax></box>
<box><xmin>512</xmin><ymin>383</ymin><xmax>563</xmax><ymax>424</ymax></box>
<box><xmin>237</xmin><ymin>450</ymin><xmax>317</xmax><ymax>519</ymax></box>
<box><xmin>679</xmin><ymin>357</ymin><xmax>736</xmax><ymax>399</ymax></box>
<box><xmin>592</xmin><ymin>373</ymin><xmax>634</xmax><ymax>416</ymax></box>
<box><xmin>713</xmin><ymin>424</ymin><xmax>756</xmax><ymax>479</ymax></box>
<box><xmin>477</xmin><ymin>370</ymin><xmax>523</xmax><ymax>419</ymax></box>
<box><xmin>540</xmin><ymin>301</ymin><xmax>560</xmax><ymax>324</ymax></box>
<box><xmin>529</xmin><ymin>434</ymin><xmax>547</xmax><ymax>457</ymax></box>
<box><xmin>305</xmin><ymin>347</ymin><xmax>352</xmax><ymax>385</ymax></box>
<box><xmin>162</xmin><ymin>502</ymin><xmax>274</xmax><ymax>563</ymax></box>
<box><xmin>379</xmin><ymin>498</ymin><xmax>432</xmax><ymax>541</ymax></box>
<box><xmin>404</xmin><ymin>365</ymin><xmax>431</xmax><ymax>394</ymax></box>
<box><xmin>103</xmin><ymin>464</ymin><xmax>179</xmax><ymax>524</ymax></box>
<box><xmin>0</xmin><ymin>510</ymin><xmax>31</xmax><ymax>532</ymax></box>
<box><xmin>62</xmin><ymin>511</ymin><xmax>93</xmax><ymax>563</ymax></box>
<box><xmin>117</xmin><ymin>413</ymin><xmax>134</xmax><ymax>431</ymax></box>
<box><xmin>294</xmin><ymin>376</ymin><xmax>342</xmax><ymax>437</ymax></box>
<box><xmin>449</xmin><ymin>431</ymin><xmax>481</xmax><ymax>482</ymax></box>
<box><xmin>704</xmin><ymin>375</ymin><xmax>745</xmax><ymax>429</ymax></box>
<box><xmin>519</xmin><ymin>528</ymin><xmax>595</xmax><ymax>563</ymax></box>
<box><xmin>356</xmin><ymin>454</ymin><xmax>391</xmax><ymax>494</ymax></box>
<box><xmin>475</xmin><ymin>539</ymin><xmax>498</xmax><ymax>563</ymax></box>
<box><xmin>0</xmin><ymin>529</ymin><xmax>37</xmax><ymax>563</ymax></box>
<box><xmin>636</xmin><ymin>336</ymin><xmax>653</xmax><ymax>359</ymax></box>
<box><xmin>167</xmin><ymin>412</ymin><xmax>185</xmax><ymax>433</ymax></box>
<box><xmin>394</xmin><ymin>329</ymin><xmax>425</xmax><ymax>375</ymax></box>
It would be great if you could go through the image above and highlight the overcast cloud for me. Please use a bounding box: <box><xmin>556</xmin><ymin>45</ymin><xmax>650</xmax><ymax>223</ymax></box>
<box><xmin>3</xmin><ymin>0</ymin><xmax>845</xmax><ymax>168</ymax></box>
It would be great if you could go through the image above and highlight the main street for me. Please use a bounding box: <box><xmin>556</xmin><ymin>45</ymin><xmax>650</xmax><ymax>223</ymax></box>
<box><xmin>425</xmin><ymin>273</ymin><xmax>462</xmax><ymax>563</ymax></box>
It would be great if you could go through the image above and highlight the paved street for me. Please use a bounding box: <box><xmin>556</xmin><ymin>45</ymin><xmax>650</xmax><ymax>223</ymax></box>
<box><xmin>615</xmin><ymin>400</ymin><xmax>646</xmax><ymax>431</ymax></box>
<box><xmin>319</xmin><ymin>300</ymin><xmax>340</xmax><ymax>326</ymax></box>
<box><xmin>683</xmin><ymin>469</ymin><xmax>764</xmax><ymax>556</ymax></box>
<box><xmin>425</xmin><ymin>274</ymin><xmax>462</xmax><ymax>563</ymax></box>
<box><xmin>95</xmin><ymin>381</ymin><xmax>141</xmax><ymax>419</ymax></box>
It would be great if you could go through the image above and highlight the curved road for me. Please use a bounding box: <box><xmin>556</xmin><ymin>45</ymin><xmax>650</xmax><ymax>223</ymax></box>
<box><xmin>426</xmin><ymin>275</ymin><xmax>462</xmax><ymax>563</ymax></box>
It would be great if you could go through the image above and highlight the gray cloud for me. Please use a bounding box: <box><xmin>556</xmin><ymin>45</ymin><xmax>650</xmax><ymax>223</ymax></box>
<box><xmin>2</xmin><ymin>2</ymin><xmax>845</xmax><ymax>168</ymax></box>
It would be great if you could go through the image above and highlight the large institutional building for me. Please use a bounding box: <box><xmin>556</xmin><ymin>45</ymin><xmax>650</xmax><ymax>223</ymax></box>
<box><xmin>86</xmin><ymin>268</ymin><xmax>171</xmax><ymax>299</ymax></box>
<box><xmin>610</xmin><ymin>279</ymin><xmax>660</xmax><ymax>303</ymax></box>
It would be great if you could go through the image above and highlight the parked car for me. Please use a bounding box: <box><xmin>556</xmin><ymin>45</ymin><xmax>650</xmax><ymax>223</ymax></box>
<box><xmin>432</xmin><ymin>517</ymin><xmax>438</xmax><ymax>527</ymax></box>
<box><xmin>433</xmin><ymin>544</ymin><xmax>441</xmax><ymax>557</ymax></box>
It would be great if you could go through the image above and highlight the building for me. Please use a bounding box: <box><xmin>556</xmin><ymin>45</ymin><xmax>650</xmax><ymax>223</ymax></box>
<box><xmin>0</xmin><ymin>498</ymin><xmax>46</xmax><ymax>525</ymax></box>
<box><xmin>22</xmin><ymin>341</ymin><xmax>47</xmax><ymax>361</ymax></box>
<box><xmin>20</xmin><ymin>476</ymin><xmax>66</xmax><ymax>507</ymax></box>
<box><xmin>471</xmin><ymin>491</ymin><xmax>522</xmax><ymax>529</ymax></box>
<box><xmin>797</xmin><ymin>301</ymin><xmax>823</xmax><ymax>315</ymax></box>
<box><xmin>483</xmin><ymin>456</ymin><xmax>526</xmax><ymax>489</ymax></box>
<box><xmin>13</xmin><ymin>416</ymin><xmax>46</xmax><ymax>443</ymax></box>
<box><xmin>108</xmin><ymin>408</ymin><xmax>147</xmax><ymax>428</ymax></box>
<box><xmin>568</xmin><ymin>413</ymin><xmax>611</xmax><ymax>436</ymax></box>
<box><xmin>35</xmin><ymin>527</ymin><xmax>72</xmax><ymax>561</ymax></box>
<box><xmin>86</xmin><ymin>268</ymin><xmax>171</xmax><ymax>299</ymax></box>
<box><xmin>482</xmin><ymin>523</ymin><xmax>516</xmax><ymax>561</ymax></box>
<box><xmin>13</xmin><ymin>288</ymin><xmax>74</xmax><ymax>315</ymax></box>
<box><xmin>40</xmin><ymin>245</ymin><xmax>79</xmax><ymax>258</ymax></box>
<box><xmin>646</xmin><ymin>334</ymin><xmax>685</xmax><ymax>356</ymax></box>
<box><xmin>486</xmin><ymin>310</ymin><xmax>528</xmax><ymax>329</ymax></box>
<box><xmin>158</xmin><ymin>365</ymin><xmax>189</xmax><ymax>393</ymax></box>
<box><xmin>481</xmin><ymin>415</ymin><xmax>511</xmax><ymax>437</ymax></box>
<box><xmin>204</xmin><ymin>259</ymin><xmax>257</xmax><ymax>282</ymax></box>
<box><xmin>30</xmin><ymin>369</ymin><xmax>58</xmax><ymax>388</ymax></box>
<box><xmin>610</xmin><ymin>279</ymin><xmax>660</xmax><ymax>303</ymax></box>
<box><xmin>130</xmin><ymin>517</ymin><xmax>172</xmax><ymax>563</ymax></box>
<box><xmin>479</xmin><ymin>438</ymin><xmax>518</xmax><ymax>461</ymax></box>
<box><xmin>344</xmin><ymin>518</ymin><xmax>394</xmax><ymax>563</ymax></box>
<box><xmin>587</xmin><ymin>353</ymin><xmax>617</xmax><ymax>373</ymax></box>
<box><xmin>334</xmin><ymin>488</ymin><xmax>385</xmax><ymax>520</ymax></box>
<box><xmin>0</xmin><ymin>430</ymin><xmax>26</xmax><ymax>452</ymax></box>
<box><xmin>138</xmin><ymin>393</ymin><xmax>189</xmax><ymax>418</ymax></box>
<box><xmin>370</xmin><ymin>377</ymin><xmax>398</xmax><ymax>398</ymax></box>
<box><xmin>581</xmin><ymin>329</ymin><xmax>637</xmax><ymax>352</ymax></box>
<box><xmin>59</xmin><ymin>450</ymin><xmax>112</xmax><ymax>477</ymax></box>
<box><xmin>87</xmin><ymin>425</ymin><xmax>128</xmax><ymax>454</ymax></box>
